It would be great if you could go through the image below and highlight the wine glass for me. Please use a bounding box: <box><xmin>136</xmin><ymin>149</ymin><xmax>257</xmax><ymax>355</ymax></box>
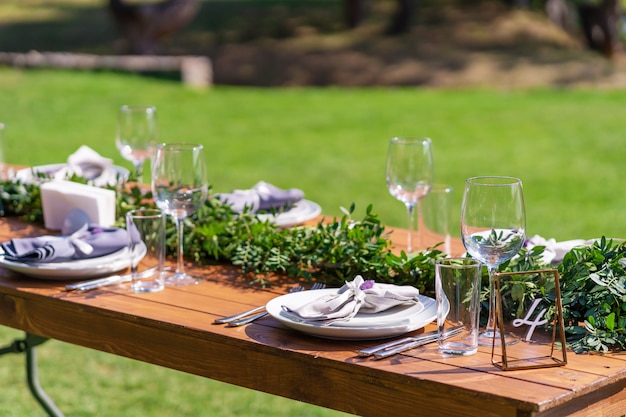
<box><xmin>385</xmin><ymin>137</ymin><xmax>434</xmax><ymax>254</ymax></box>
<box><xmin>116</xmin><ymin>105</ymin><xmax>158</xmax><ymax>180</ymax></box>
<box><xmin>460</xmin><ymin>176</ymin><xmax>526</xmax><ymax>346</ymax></box>
<box><xmin>152</xmin><ymin>143</ymin><xmax>208</xmax><ymax>286</ymax></box>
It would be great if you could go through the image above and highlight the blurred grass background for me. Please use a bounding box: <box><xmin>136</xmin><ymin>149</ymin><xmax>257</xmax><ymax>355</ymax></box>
<box><xmin>3</xmin><ymin>68</ymin><xmax>624</xmax><ymax>241</ymax></box>
<box><xmin>2</xmin><ymin>0</ymin><xmax>626</xmax><ymax>416</ymax></box>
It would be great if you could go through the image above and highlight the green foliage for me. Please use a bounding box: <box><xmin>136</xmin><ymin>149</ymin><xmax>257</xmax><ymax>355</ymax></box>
<box><xmin>0</xmin><ymin>180</ymin><xmax>42</xmax><ymax>222</ymax></box>
<box><xmin>559</xmin><ymin>237</ymin><xmax>626</xmax><ymax>353</ymax></box>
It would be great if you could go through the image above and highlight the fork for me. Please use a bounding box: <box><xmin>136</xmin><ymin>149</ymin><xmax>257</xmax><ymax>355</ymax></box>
<box><xmin>225</xmin><ymin>282</ymin><xmax>326</xmax><ymax>327</ymax></box>
<box><xmin>213</xmin><ymin>284</ymin><xmax>304</xmax><ymax>325</ymax></box>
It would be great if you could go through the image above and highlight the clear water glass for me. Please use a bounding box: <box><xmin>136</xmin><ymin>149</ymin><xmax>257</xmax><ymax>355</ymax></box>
<box><xmin>385</xmin><ymin>137</ymin><xmax>434</xmax><ymax>254</ymax></box>
<box><xmin>116</xmin><ymin>105</ymin><xmax>158</xmax><ymax>180</ymax></box>
<box><xmin>152</xmin><ymin>143</ymin><xmax>208</xmax><ymax>286</ymax></box>
<box><xmin>460</xmin><ymin>176</ymin><xmax>526</xmax><ymax>346</ymax></box>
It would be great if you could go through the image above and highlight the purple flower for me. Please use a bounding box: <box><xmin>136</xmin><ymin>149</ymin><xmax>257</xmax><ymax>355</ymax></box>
<box><xmin>360</xmin><ymin>280</ymin><xmax>375</xmax><ymax>290</ymax></box>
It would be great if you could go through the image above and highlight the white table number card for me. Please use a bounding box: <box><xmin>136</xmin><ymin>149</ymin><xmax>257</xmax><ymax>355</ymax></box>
<box><xmin>492</xmin><ymin>269</ymin><xmax>567</xmax><ymax>371</ymax></box>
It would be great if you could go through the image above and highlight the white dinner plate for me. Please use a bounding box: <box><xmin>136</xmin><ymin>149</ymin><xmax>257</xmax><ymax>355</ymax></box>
<box><xmin>13</xmin><ymin>163</ymin><xmax>129</xmax><ymax>185</ymax></box>
<box><xmin>0</xmin><ymin>247</ymin><xmax>133</xmax><ymax>280</ymax></box>
<box><xmin>257</xmin><ymin>199</ymin><xmax>322</xmax><ymax>227</ymax></box>
<box><xmin>266</xmin><ymin>289</ymin><xmax>436</xmax><ymax>340</ymax></box>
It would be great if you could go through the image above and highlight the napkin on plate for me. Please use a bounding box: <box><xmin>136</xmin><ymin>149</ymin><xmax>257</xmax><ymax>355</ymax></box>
<box><xmin>54</xmin><ymin>145</ymin><xmax>120</xmax><ymax>187</ymax></box>
<box><xmin>525</xmin><ymin>235</ymin><xmax>589</xmax><ymax>265</ymax></box>
<box><xmin>281</xmin><ymin>275</ymin><xmax>423</xmax><ymax>325</ymax></box>
<box><xmin>215</xmin><ymin>181</ymin><xmax>304</xmax><ymax>213</ymax></box>
<box><xmin>1</xmin><ymin>224</ymin><xmax>128</xmax><ymax>263</ymax></box>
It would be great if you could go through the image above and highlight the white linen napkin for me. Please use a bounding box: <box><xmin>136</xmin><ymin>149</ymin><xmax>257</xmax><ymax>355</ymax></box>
<box><xmin>281</xmin><ymin>275</ymin><xmax>423</xmax><ymax>325</ymax></box>
<box><xmin>40</xmin><ymin>180</ymin><xmax>116</xmax><ymax>230</ymax></box>
<box><xmin>525</xmin><ymin>235</ymin><xmax>588</xmax><ymax>265</ymax></box>
<box><xmin>54</xmin><ymin>145</ymin><xmax>119</xmax><ymax>187</ymax></box>
<box><xmin>215</xmin><ymin>181</ymin><xmax>304</xmax><ymax>213</ymax></box>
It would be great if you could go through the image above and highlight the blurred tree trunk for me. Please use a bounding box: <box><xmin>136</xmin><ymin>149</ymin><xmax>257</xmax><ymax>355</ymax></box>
<box><xmin>343</xmin><ymin>0</ymin><xmax>416</xmax><ymax>34</ymax></box>
<box><xmin>518</xmin><ymin>0</ymin><xmax>620</xmax><ymax>59</ymax></box>
<box><xmin>108</xmin><ymin>0</ymin><xmax>200</xmax><ymax>54</ymax></box>
<box><xmin>344</xmin><ymin>0</ymin><xmax>366</xmax><ymax>28</ymax></box>
<box><xmin>386</xmin><ymin>0</ymin><xmax>416</xmax><ymax>35</ymax></box>
<box><xmin>577</xmin><ymin>0</ymin><xmax>621</xmax><ymax>58</ymax></box>
<box><xmin>545</xmin><ymin>0</ymin><xmax>574</xmax><ymax>32</ymax></box>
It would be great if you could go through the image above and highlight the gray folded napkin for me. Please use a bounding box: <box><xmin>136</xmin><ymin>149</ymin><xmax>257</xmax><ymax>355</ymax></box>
<box><xmin>1</xmin><ymin>225</ymin><xmax>128</xmax><ymax>263</ymax></box>
<box><xmin>215</xmin><ymin>181</ymin><xmax>304</xmax><ymax>213</ymax></box>
<box><xmin>281</xmin><ymin>275</ymin><xmax>423</xmax><ymax>325</ymax></box>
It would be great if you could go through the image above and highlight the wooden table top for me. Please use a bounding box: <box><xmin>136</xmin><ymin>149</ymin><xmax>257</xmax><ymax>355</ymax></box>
<box><xmin>0</xmin><ymin>216</ymin><xmax>625</xmax><ymax>417</ymax></box>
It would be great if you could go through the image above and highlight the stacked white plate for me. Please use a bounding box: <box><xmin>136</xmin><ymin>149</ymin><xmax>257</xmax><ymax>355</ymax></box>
<box><xmin>266</xmin><ymin>289</ymin><xmax>437</xmax><ymax>340</ymax></box>
<box><xmin>0</xmin><ymin>246</ymin><xmax>135</xmax><ymax>280</ymax></box>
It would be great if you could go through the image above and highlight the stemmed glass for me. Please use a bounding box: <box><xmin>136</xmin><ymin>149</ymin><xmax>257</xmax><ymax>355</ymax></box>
<box><xmin>116</xmin><ymin>105</ymin><xmax>158</xmax><ymax>181</ymax></box>
<box><xmin>152</xmin><ymin>143</ymin><xmax>208</xmax><ymax>286</ymax></box>
<box><xmin>460</xmin><ymin>176</ymin><xmax>526</xmax><ymax>346</ymax></box>
<box><xmin>385</xmin><ymin>137</ymin><xmax>434</xmax><ymax>254</ymax></box>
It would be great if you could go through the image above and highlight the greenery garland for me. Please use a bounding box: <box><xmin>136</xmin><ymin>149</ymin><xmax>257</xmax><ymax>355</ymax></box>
<box><xmin>1</xmin><ymin>175</ymin><xmax>625</xmax><ymax>353</ymax></box>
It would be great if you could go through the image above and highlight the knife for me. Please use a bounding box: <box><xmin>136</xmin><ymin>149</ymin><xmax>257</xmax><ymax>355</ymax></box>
<box><xmin>372</xmin><ymin>326</ymin><xmax>464</xmax><ymax>360</ymax></box>
<box><xmin>65</xmin><ymin>273</ymin><xmax>132</xmax><ymax>292</ymax></box>
<box><xmin>357</xmin><ymin>329</ymin><xmax>438</xmax><ymax>357</ymax></box>
<box><xmin>65</xmin><ymin>265</ymin><xmax>166</xmax><ymax>292</ymax></box>
<box><xmin>357</xmin><ymin>325</ymin><xmax>464</xmax><ymax>357</ymax></box>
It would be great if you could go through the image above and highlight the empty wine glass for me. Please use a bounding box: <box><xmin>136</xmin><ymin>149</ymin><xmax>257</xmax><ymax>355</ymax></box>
<box><xmin>152</xmin><ymin>143</ymin><xmax>208</xmax><ymax>286</ymax></box>
<box><xmin>116</xmin><ymin>105</ymin><xmax>157</xmax><ymax>180</ymax></box>
<box><xmin>460</xmin><ymin>176</ymin><xmax>526</xmax><ymax>346</ymax></box>
<box><xmin>385</xmin><ymin>137</ymin><xmax>434</xmax><ymax>254</ymax></box>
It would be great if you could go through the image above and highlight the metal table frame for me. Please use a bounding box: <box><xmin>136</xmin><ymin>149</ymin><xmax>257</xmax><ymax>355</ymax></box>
<box><xmin>1</xmin><ymin>333</ymin><xmax>64</xmax><ymax>417</ymax></box>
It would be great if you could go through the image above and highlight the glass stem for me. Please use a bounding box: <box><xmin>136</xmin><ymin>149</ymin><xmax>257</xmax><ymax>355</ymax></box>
<box><xmin>405</xmin><ymin>203</ymin><xmax>416</xmax><ymax>253</ymax></box>
<box><xmin>485</xmin><ymin>266</ymin><xmax>497</xmax><ymax>333</ymax></box>
<box><xmin>135</xmin><ymin>163</ymin><xmax>143</xmax><ymax>182</ymax></box>
<box><xmin>416</xmin><ymin>199</ymin><xmax>423</xmax><ymax>250</ymax></box>
<box><xmin>175</xmin><ymin>216</ymin><xmax>185</xmax><ymax>275</ymax></box>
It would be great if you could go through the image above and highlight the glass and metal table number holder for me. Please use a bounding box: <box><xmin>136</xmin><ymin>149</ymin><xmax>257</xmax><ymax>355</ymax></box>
<box><xmin>492</xmin><ymin>269</ymin><xmax>568</xmax><ymax>371</ymax></box>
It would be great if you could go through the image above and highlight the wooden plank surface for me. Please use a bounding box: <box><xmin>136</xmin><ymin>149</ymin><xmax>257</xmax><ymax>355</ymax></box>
<box><xmin>1</xmin><ymin>217</ymin><xmax>625</xmax><ymax>417</ymax></box>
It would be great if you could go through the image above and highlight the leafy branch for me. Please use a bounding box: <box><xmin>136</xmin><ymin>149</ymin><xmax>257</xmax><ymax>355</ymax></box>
<box><xmin>559</xmin><ymin>237</ymin><xmax>626</xmax><ymax>353</ymax></box>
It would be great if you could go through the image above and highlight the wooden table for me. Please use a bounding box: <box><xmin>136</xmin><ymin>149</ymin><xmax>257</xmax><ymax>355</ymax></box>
<box><xmin>1</xmin><ymin>216</ymin><xmax>625</xmax><ymax>417</ymax></box>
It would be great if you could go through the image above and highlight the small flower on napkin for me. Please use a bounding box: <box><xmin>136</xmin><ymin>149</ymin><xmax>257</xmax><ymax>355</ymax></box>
<box><xmin>215</xmin><ymin>181</ymin><xmax>304</xmax><ymax>213</ymax></box>
<box><xmin>1</xmin><ymin>225</ymin><xmax>128</xmax><ymax>263</ymax></box>
<box><xmin>281</xmin><ymin>275</ymin><xmax>423</xmax><ymax>325</ymax></box>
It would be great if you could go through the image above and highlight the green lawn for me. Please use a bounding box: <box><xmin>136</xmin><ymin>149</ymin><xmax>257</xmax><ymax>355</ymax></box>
<box><xmin>2</xmin><ymin>67</ymin><xmax>626</xmax><ymax>416</ymax></box>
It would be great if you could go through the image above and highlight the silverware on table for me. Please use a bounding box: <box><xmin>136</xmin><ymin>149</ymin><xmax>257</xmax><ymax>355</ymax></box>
<box><xmin>372</xmin><ymin>326</ymin><xmax>464</xmax><ymax>360</ymax></box>
<box><xmin>213</xmin><ymin>305</ymin><xmax>266</xmax><ymax>324</ymax></box>
<box><xmin>65</xmin><ymin>266</ymin><xmax>169</xmax><ymax>292</ymax></box>
<box><xmin>215</xmin><ymin>282</ymin><xmax>326</xmax><ymax>327</ymax></box>
<box><xmin>357</xmin><ymin>325</ymin><xmax>464</xmax><ymax>359</ymax></box>
<box><xmin>65</xmin><ymin>273</ymin><xmax>132</xmax><ymax>292</ymax></box>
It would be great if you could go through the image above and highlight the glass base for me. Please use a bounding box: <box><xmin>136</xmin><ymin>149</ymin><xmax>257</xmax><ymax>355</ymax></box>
<box><xmin>164</xmin><ymin>272</ymin><xmax>200</xmax><ymax>287</ymax></box>
<box><xmin>478</xmin><ymin>329</ymin><xmax>519</xmax><ymax>347</ymax></box>
<box><xmin>439</xmin><ymin>342</ymin><xmax>477</xmax><ymax>356</ymax></box>
<box><xmin>131</xmin><ymin>282</ymin><xmax>164</xmax><ymax>293</ymax></box>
